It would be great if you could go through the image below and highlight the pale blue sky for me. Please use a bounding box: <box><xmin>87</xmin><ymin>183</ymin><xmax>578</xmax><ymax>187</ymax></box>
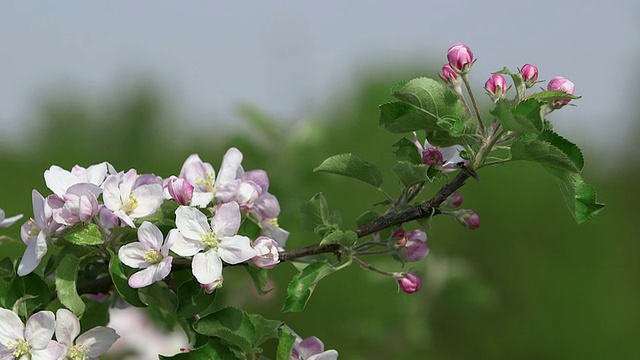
<box><xmin>1</xmin><ymin>1</ymin><xmax>637</xmax><ymax>162</ymax></box>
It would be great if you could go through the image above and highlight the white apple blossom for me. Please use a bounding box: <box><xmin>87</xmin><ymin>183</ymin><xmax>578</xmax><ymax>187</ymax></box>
<box><xmin>48</xmin><ymin>183</ymin><xmax>101</xmax><ymax>226</ymax></box>
<box><xmin>44</xmin><ymin>162</ymin><xmax>113</xmax><ymax>197</ymax></box>
<box><xmin>102</xmin><ymin>170</ymin><xmax>163</xmax><ymax>228</ymax></box>
<box><xmin>55</xmin><ymin>308</ymin><xmax>119</xmax><ymax>360</ymax></box>
<box><xmin>0</xmin><ymin>308</ymin><xmax>65</xmax><ymax>360</ymax></box>
<box><xmin>169</xmin><ymin>203</ymin><xmax>256</xmax><ymax>285</ymax></box>
<box><xmin>18</xmin><ymin>190</ymin><xmax>59</xmax><ymax>276</ymax></box>
<box><xmin>412</xmin><ymin>132</ymin><xmax>467</xmax><ymax>173</ymax></box>
<box><xmin>290</xmin><ymin>335</ymin><xmax>338</xmax><ymax>360</ymax></box>
<box><xmin>0</xmin><ymin>208</ymin><xmax>22</xmax><ymax>228</ymax></box>
<box><xmin>118</xmin><ymin>222</ymin><xmax>174</xmax><ymax>288</ymax></box>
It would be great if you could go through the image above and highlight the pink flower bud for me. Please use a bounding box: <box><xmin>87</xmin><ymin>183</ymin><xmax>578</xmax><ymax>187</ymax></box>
<box><xmin>395</xmin><ymin>229</ymin><xmax>429</xmax><ymax>262</ymax></box>
<box><xmin>447</xmin><ymin>42</ymin><xmax>474</xmax><ymax>73</ymax></box>
<box><xmin>423</xmin><ymin>147</ymin><xmax>444</xmax><ymax>166</ymax></box>
<box><xmin>251</xmin><ymin>236</ymin><xmax>280</xmax><ymax>269</ymax></box>
<box><xmin>398</xmin><ymin>273</ymin><xmax>421</xmax><ymax>294</ymax></box>
<box><xmin>165</xmin><ymin>176</ymin><xmax>194</xmax><ymax>206</ymax></box>
<box><xmin>547</xmin><ymin>76</ymin><xmax>575</xmax><ymax>106</ymax></box>
<box><xmin>455</xmin><ymin>209</ymin><xmax>480</xmax><ymax>230</ymax></box>
<box><xmin>520</xmin><ymin>64</ymin><xmax>538</xmax><ymax>88</ymax></box>
<box><xmin>438</xmin><ymin>64</ymin><xmax>459</xmax><ymax>85</ymax></box>
<box><xmin>442</xmin><ymin>191</ymin><xmax>463</xmax><ymax>208</ymax></box>
<box><xmin>484</xmin><ymin>74</ymin><xmax>508</xmax><ymax>102</ymax></box>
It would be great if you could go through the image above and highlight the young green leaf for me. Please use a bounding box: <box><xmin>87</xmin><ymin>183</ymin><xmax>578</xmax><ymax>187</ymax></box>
<box><xmin>314</xmin><ymin>153</ymin><xmax>383</xmax><ymax>188</ymax></box>
<box><xmin>392</xmin><ymin>137</ymin><xmax>422</xmax><ymax>164</ymax></box>
<box><xmin>55</xmin><ymin>254</ymin><xmax>85</xmax><ymax>316</ymax></box>
<box><xmin>244</xmin><ymin>266</ymin><xmax>272</xmax><ymax>296</ymax></box>
<box><xmin>193</xmin><ymin>307</ymin><xmax>257</xmax><ymax>355</ymax></box>
<box><xmin>544</xmin><ymin>167</ymin><xmax>605</xmax><ymax>224</ymax></box>
<box><xmin>537</xmin><ymin>130</ymin><xmax>584</xmax><ymax>171</ymax></box>
<box><xmin>107</xmin><ymin>248</ymin><xmax>146</xmax><ymax>308</ymax></box>
<box><xmin>511</xmin><ymin>140</ymin><xmax>580</xmax><ymax>173</ymax></box>
<box><xmin>491</xmin><ymin>99</ymin><xmax>543</xmax><ymax>134</ymax></box>
<box><xmin>320</xmin><ymin>230</ymin><xmax>357</xmax><ymax>246</ymax></box>
<box><xmin>527</xmin><ymin>90</ymin><xmax>581</xmax><ymax>102</ymax></box>
<box><xmin>176</xmin><ymin>277</ymin><xmax>217</xmax><ymax>319</ymax></box>
<box><xmin>300</xmin><ymin>193</ymin><xmax>331</xmax><ymax>232</ymax></box>
<box><xmin>283</xmin><ymin>262</ymin><xmax>337</xmax><ymax>313</ymax></box>
<box><xmin>0</xmin><ymin>272</ymin><xmax>49</xmax><ymax>316</ymax></box>
<box><xmin>392</xmin><ymin>161</ymin><xmax>430</xmax><ymax>187</ymax></box>
<box><xmin>277</xmin><ymin>327</ymin><xmax>296</xmax><ymax>360</ymax></box>
<box><xmin>379</xmin><ymin>101</ymin><xmax>441</xmax><ymax>133</ymax></box>
<box><xmin>63</xmin><ymin>223</ymin><xmax>104</xmax><ymax>246</ymax></box>
<box><xmin>158</xmin><ymin>340</ymin><xmax>236</xmax><ymax>360</ymax></box>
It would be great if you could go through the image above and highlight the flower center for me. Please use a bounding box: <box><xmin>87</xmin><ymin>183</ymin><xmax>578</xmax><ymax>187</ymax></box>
<box><xmin>7</xmin><ymin>338</ymin><xmax>31</xmax><ymax>357</ymax></box>
<box><xmin>423</xmin><ymin>148</ymin><xmax>444</xmax><ymax>166</ymax></box>
<box><xmin>201</xmin><ymin>230</ymin><xmax>220</xmax><ymax>249</ymax></box>
<box><xmin>66</xmin><ymin>344</ymin><xmax>89</xmax><ymax>360</ymax></box>
<box><xmin>195</xmin><ymin>172</ymin><xmax>215</xmax><ymax>192</ymax></box>
<box><xmin>121</xmin><ymin>194</ymin><xmax>138</xmax><ymax>214</ymax></box>
<box><xmin>143</xmin><ymin>249</ymin><xmax>162</xmax><ymax>264</ymax></box>
<box><xmin>268</xmin><ymin>218</ymin><xmax>279</xmax><ymax>227</ymax></box>
<box><xmin>27</xmin><ymin>218</ymin><xmax>40</xmax><ymax>237</ymax></box>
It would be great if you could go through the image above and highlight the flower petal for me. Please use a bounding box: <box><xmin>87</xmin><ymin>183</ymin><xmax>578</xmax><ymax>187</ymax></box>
<box><xmin>25</xmin><ymin>311</ymin><xmax>56</xmax><ymax>349</ymax></box>
<box><xmin>218</xmin><ymin>235</ymin><xmax>257</xmax><ymax>264</ymax></box>
<box><xmin>308</xmin><ymin>350</ymin><xmax>339</xmax><ymax>360</ymax></box>
<box><xmin>215</xmin><ymin>147</ymin><xmax>243</xmax><ymax>189</ymax></box>
<box><xmin>0</xmin><ymin>308</ymin><xmax>24</xmax><ymax>346</ymax></box>
<box><xmin>128</xmin><ymin>258</ymin><xmax>172</xmax><ymax>288</ymax></box>
<box><xmin>17</xmin><ymin>238</ymin><xmax>43</xmax><ymax>276</ymax></box>
<box><xmin>118</xmin><ymin>242</ymin><xmax>150</xmax><ymax>269</ymax></box>
<box><xmin>75</xmin><ymin>326</ymin><xmax>120</xmax><ymax>357</ymax></box>
<box><xmin>211</xmin><ymin>202</ymin><xmax>241</xmax><ymax>237</ymax></box>
<box><xmin>137</xmin><ymin>221</ymin><xmax>163</xmax><ymax>251</ymax></box>
<box><xmin>175</xmin><ymin>206</ymin><xmax>210</xmax><ymax>240</ymax></box>
<box><xmin>44</xmin><ymin>165</ymin><xmax>77</xmax><ymax>196</ymax></box>
<box><xmin>55</xmin><ymin>308</ymin><xmax>80</xmax><ymax>348</ymax></box>
<box><xmin>129</xmin><ymin>184</ymin><xmax>164</xmax><ymax>218</ymax></box>
<box><xmin>192</xmin><ymin>250</ymin><xmax>223</xmax><ymax>284</ymax></box>
<box><xmin>30</xmin><ymin>340</ymin><xmax>66</xmax><ymax>360</ymax></box>
<box><xmin>168</xmin><ymin>229</ymin><xmax>203</xmax><ymax>257</ymax></box>
<box><xmin>298</xmin><ymin>336</ymin><xmax>324</xmax><ymax>358</ymax></box>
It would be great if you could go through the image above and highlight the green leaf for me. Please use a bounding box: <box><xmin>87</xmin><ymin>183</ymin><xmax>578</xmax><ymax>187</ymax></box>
<box><xmin>544</xmin><ymin>168</ymin><xmax>605</xmax><ymax>224</ymax></box>
<box><xmin>244</xmin><ymin>266</ymin><xmax>272</xmax><ymax>297</ymax></box>
<box><xmin>392</xmin><ymin>161</ymin><xmax>430</xmax><ymax>187</ymax></box>
<box><xmin>55</xmin><ymin>254</ymin><xmax>85</xmax><ymax>316</ymax></box>
<box><xmin>436</xmin><ymin>116</ymin><xmax>466</xmax><ymax>137</ymax></box>
<box><xmin>63</xmin><ymin>223</ymin><xmax>104</xmax><ymax>246</ymax></box>
<box><xmin>392</xmin><ymin>137</ymin><xmax>422</xmax><ymax>164</ymax></box>
<box><xmin>491</xmin><ymin>99</ymin><xmax>543</xmax><ymax>134</ymax></box>
<box><xmin>79</xmin><ymin>297</ymin><xmax>111</xmax><ymax>334</ymax></box>
<box><xmin>299</xmin><ymin>193</ymin><xmax>341</xmax><ymax>238</ymax></box>
<box><xmin>511</xmin><ymin>140</ymin><xmax>580</xmax><ymax>173</ymax></box>
<box><xmin>159</xmin><ymin>340</ymin><xmax>236</xmax><ymax>360</ymax></box>
<box><xmin>107</xmin><ymin>248</ymin><xmax>146</xmax><ymax>308</ymax></box>
<box><xmin>247</xmin><ymin>313</ymin><xmax>283</xmax><ymax>348</ymax></box>
<box><xmin>193</xmin><ymin>307</ymin><xmax>256</xmax><ymax>355</ymax></box>
<box><xmin>424</xmin><ymin>130</ymin><xmax>464</xmax><ymax>147</ymax></box>
<box><xmin>0</xmin><ymin>272</ymin><xmax>49</xmax><ymax>317</ymax></box>
<box><xmin>176</xmin><ymin>277</ymin><xmax>217</xmax><ymax>318</ymax></box>
<box><xmin>527</xmin><ymin>90</ymin><xmax>581</xmax><ymax>102</ymax></box>
<box><xmin>314</xmin><ymin>153</ymin><xmax>383</xmax><ymax>188</ymax></box>
<box><xmin>277</xmin><ymin>327</ymin><xmax>296</xmax><ymax>360</ymax></box>
<box><xmin>140</xmin><ymin>283</ymin><xmax>179</xmax><ymax>331</ymax></box>
<box><xmin>238</xmin><ymin>219</ymin><xmax>262</xmax><ymax>239</ymax></box>
<box><xmin>320</xmin><ymin>230</ymin><xmax>357</xmax><ymax>246</ymax></box>
<box><xmin>537</xmin><ymin>130</ymin><xmax>584</xmax><ymax>171</ymax></box>
<box><xmin>283</xmin><ymin>262</ymin><xmax>337</xmax><ymax>313</ymax></box>
<box><xmin>390</xmin><ymin>77</ymin><xmax>466</xmax><ymax>129</ymax></box>
<box><xmin>379</xmin><ymin>101</ymin><xmax>441</xmax><ymax>133</ymax></box>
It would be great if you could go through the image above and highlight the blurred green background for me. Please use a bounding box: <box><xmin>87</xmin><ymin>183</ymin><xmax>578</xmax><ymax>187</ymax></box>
<box><xmin>0</xmin><ymin>65</ymin><xmax>637</xmax><ymax>359</ymax></box>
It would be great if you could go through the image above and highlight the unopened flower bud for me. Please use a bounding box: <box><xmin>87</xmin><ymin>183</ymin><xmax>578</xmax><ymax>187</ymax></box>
<box><xmin>397</xmin><ymin>273</ymin><xmax>421</xmax><ymax>294</ymax></box>
<box><xmin>447</xmin><ymin>42</ymin><xmax>474</xmax><ymax>73</ymax></box>
<box><xmin>520</xmin><ymin>64</ymin><xmax>538</xmax><ymax>88</ymax></box>
<box><xmin>438</xmin><ymin>64</ymin><xmax>460</xmax><ymax>85</ymax></box>
<box><xmin>441</xmin><ymin>191</ymin><xmax>463</xmax><ymax>208</ymax></box>
<box><xmin>165</xmin><ymin>176</ymin><xmax>194</xmax><ymax>206</ymax></box>
<box><xmin>484</xmin><ymin>74</ymin><xmax>508</xmax><ymax>102</ymax></box>
<box><xmin>251</xmin><ymin>236</ymin><xmax>280</xmax><ymax>269</ymax></box>
<box><xmin>455</xmin><ymin>209</ymin><xmax>480</xmax><ymax>230</ymax></box>
<box><xmin>394</xmin><ymin>229</ymin><xmax>429</xmax><ymax>262</ymax></box>
<box><xmin>547</xmin><ymin>76</ymin><xmax>575</xmax><ymax>107</ymax></box>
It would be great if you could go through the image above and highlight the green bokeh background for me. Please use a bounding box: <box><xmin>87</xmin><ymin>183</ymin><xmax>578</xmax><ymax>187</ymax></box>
<box><xmin>0</xmin><ymin>66</ymin><xmax>637</xmax><ymax>359</ymax></box>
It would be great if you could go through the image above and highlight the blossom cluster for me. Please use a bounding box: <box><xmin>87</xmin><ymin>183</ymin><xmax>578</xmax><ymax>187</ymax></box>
<box><xmin>15</xmin><ymin>147</ymin><xmax>288</xmax><ymax>290</ymax></box>
<box><xmin>0</xmin><ymin>307</ymin><xmax>118</xmax><ymax>360</ymax></box>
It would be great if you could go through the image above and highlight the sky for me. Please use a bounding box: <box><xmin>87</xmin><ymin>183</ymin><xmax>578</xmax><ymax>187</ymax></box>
<box><xmin>1</xmin><ymin>1</ymin><xmax>638</xmax><ymax>162</ymax></box>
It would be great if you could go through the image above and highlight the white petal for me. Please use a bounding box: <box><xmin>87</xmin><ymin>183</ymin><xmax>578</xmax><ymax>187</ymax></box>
<box><xmin>17</xmin><ymin>238</ymin><xmax>43</xmax><ymax>276</ymax></box>
<box><xmin>75</xmin><ymin>326</ymin><xmax>119</xmax><ymax>357</ymax></box>
<box><xmin>55</xmin><ymin>309</ymin><xmax>80</xmax><ymax>347</ymax></box>
<box><xmin>215</xmin><ymin>147</ymin><xmax>243</xmax><ymax>189</ymax></box>
<box><xmin>82</xmin><ymin>162</ymin><xmax>109</xmax><ymax>186</ymax></box>
<box><xmin>118</xmin><ymin>243</ymin><xmax>150</xmax><ymax>269</ymax></box>
<box><xmin>175</xmin><ymin>206</ymin><xmax>210</xmax><ymax>240</ymax></box>
<box><xmin>128</xmin><ymin>258</ymin><xmax>171</xmax><ymax>288</ymax></box>
<box><xmin>44</xmin><ymin>165</ymin><xmax>76</xmax><ymax>196</ymax></box>
<box><xmin>309</xmin><ymin>350</ymin><xmax>339</xmax><ymax>360</ymax></box>
<box><xmin>24</xmin><ymin>311</ymin><xmax>55</xmax><ymax>349</ymax></box>
<box><xmin>190</xmin><ymin>191</ymin><xmax>214</xmax><ymax>208</ymax></box>
<box><xmin>211</xmin><ymin>202</ymin><xmax>241</xmax><ymax>237</ymax></box>
<box><xmin>102</xmin><ymin>174</ymin><xmax>123</xmax><ymax>211</ymax></box>
<box><xmin>0</xmin><ymin>213</ymin><xmax>23</xmax><ymax>228</ymax></box>
<box><xmin>0</xmin><ymin>346</ymin><xmax>15</xmax><ymax>360</ymax></box>
<box><xmin>129</xmin><ymin>184</ymin><xmax>164</xmax><ymax>218</ymax></box>
<box><xmin>218</xmin><ymin>235</ymin><xmax>257</xmax><ymax>264</ymax></box>
<box><xmin>168</xmin><ymin>229</ymin><xmax>204</xmax><ymax>257</ymax></box>
<box><xmin>192</xmin><ymin>250</ymin><xmax>223</xmax><ymax>284</ymax></box>
<box><xmin>137</xmin><ymin>221</ymin><xmax>163</xmax><ymax>251</ymax></box>
<box><xmin>31</xmin><ymin>190</ymin><xmax>47</xmax><ymax>228</ymax></box>
<box><xmin>0</xmin><ymin>308</ymin><xmax>24</xmax><ymax>346</ymax></box>
<box><xmin>30</xmin><ymin>340</ymin><xmax>66</xmax><ymax>360</ymax></box>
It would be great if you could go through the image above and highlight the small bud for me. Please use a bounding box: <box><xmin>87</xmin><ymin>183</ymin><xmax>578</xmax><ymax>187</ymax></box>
<box><xmin>455</xmin><ymin>209</ymin><xmax>480</xmax><ymax>230</ymax></box>
<box><xmin>251</xmin><ymin>236</ymin><xmax>280</xmax><ymax>269</ymax></box>
<box><xmin>484</xmin><ymin>74</ymin><xmax>508</xmax><ymax>102</ymax></box>
<box><xmin>438</xmin><ymin>64</ymin><xmax>460</xmax><ymax>85</ymax></box>
<box><xmin>397</xmin><ymin>273</ymin><xmax>421</xmax><ymax>294</ymax></box>
<box><xmin>441</xmin><ymin>191</ymin><xmax>463</xmax><ymax>208</ymax></box>
<box><xmin>547</xmin><ymin>76</ymin><xmax>575</xmax><ymax>107</ymax></box>
<box><xmin>165</xmin><ymin>176</ymin><xmax>194</xmax><ymax>206</ymax></box>
<box><xmin>447</xmin><ymin>42</ymin><xmax>474</xmax><ymax>73</ymax></box>
<box><xmin>520</xmin><ymin>64</ymin><xmax>539</xmax><ymax>88</ymax></box>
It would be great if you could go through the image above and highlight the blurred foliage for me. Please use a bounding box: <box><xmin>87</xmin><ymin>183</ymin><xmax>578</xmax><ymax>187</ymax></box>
<box><xmin>0</xmin><ymin>67</ymin><xmax>638</xmax><ymax>359</ymax></box>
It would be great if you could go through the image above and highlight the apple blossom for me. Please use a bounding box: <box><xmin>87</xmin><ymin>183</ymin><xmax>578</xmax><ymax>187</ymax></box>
<box><xmin>393</xmin><ymin>229</ymin><xmax>429</xmax><ymax>262</ymax></box>
<box><xmin>164</xmin><ymin>176</ymin><xmax>194</xmax><ymax>206</ymax></box>
<box><xmin>48</xmin><ymin>183</ymin><xmax>101</xmax><ymax>226</ymax></box>
<box><xmin>55</xmin><ymin>308</ymin><xmax>119</xmax><ymax>360</ymax></box>
<box><xmin>520</xmin><ymin>63</ymin><xmax>538</xmax><ymax>88</ymax></box>
<box><xmin>447</xmin><ymin>42</ymin><xmax>474</xmax><ymax>73</ymax></box>
<box><xmin>290</xmin><ymin>335</ymin><xmax>339</xmax><ymax>360</ymax></box>
<box><xmin>547</xmin><ymin>76</ymin><xmax>575</xmax><ymax>107</ymax></box>
<box><xmin>251</xmin><ymin>236</ymin><xmax>280</xmax><ymax>269</ymax></box>
<box><xmin>44</xmin><ymin>162</ymin><xmax>113</xmax><ymax>197</ymax></box>
<box><xmin>102</xmin><ymin>169</ymin><xmax>164</xmax><ymax>228</ymax></box>
<box><xmin>397</xmin><ymin>273</ymin><xmax>421</xmax><ymax>294</ymax></box>
<box><xmin>484</xmin><ymin>74</ymin><xmax>508</xmax><ymax>102</ymax></box>
<box><xmin>18</xmin><ymin>190</ymin><xmax>59</xmax><ymax>276</ymax></box>
<box><xmin>0</xmin><ymin>308</ymin><xmax>65</xmax><ymax>360</ymax></box>
<box><xmin>119</xmin><ymin>221</ymin><xmax>174</xmax><ymax>288</ymax></box>
<box><xmin>0</xmin><ymin>208</ymin><xmax>22</xmax><ymax>228</ymax></box>
<box><xmin>412</xmin><ymin>132</ymin><xmax>466</xmax><ymax>172</ymax></box>
<box><xmin>169</xmin><ymin>203</ymin><xmax>257</xmax><ymax>285</ymax></box>
<box><xmin>179</xmin><ymin>148</ymin><xmax>244</xmax><ymax>207</ymax></box>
